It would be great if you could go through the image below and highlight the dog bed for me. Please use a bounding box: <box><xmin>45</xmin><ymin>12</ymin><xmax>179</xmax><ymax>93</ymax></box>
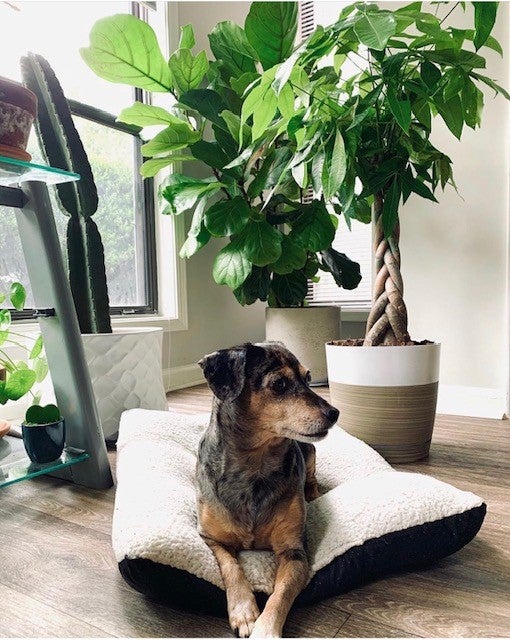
<box><xmin>113</xmin><ymin>409</ymin><xmax>485</xmax><ymax>613</ymax></box>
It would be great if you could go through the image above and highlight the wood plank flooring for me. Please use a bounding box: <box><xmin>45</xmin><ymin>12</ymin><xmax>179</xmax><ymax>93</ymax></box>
<box><xmin>0</xmin><ymin>384</ymin><xmax>508</xmax><ymax>638</ymax></box>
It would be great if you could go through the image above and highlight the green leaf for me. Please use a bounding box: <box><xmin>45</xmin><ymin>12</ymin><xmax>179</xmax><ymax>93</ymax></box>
<box><xmin>179</xmin><ymin>24</ymin><xmax>195</xmax><ymax>50</ymax></box>
<box><xmin>220</xmin><ymin>110</ymin><xmax>251</xmax><ymax>146</ymax></box>
<box><xmin>9</xmin><ymin>282</ymin><xmax>26</xmax><ymax>311</ymax></box>
<box><xmin>292</xmin><ymin>201</ymin><xmax>336</xmax><ymax>252</ymax></box>
<box><xmin>382</xmin><ymin>178</ymin><xmax>401</xmax><ymax>238</ymax></box>
<box><xmin>118</xmin><ymin>102</ymin><xmax>180</xmax><ymax>127</ymax></box>
<box><xmin>80</xmin><ymin>14</ymin><xmax>173</xmax><ymax>92</ymax></box>
<box><xmin>353</xmin><ymin>11</ymin><xmax>397</xmax><ymax>50</ymax></box>
<box><xmin>209</xmin><ymin>21</ymin><xmax>258</xmax><ymax>77</ymax></box>
<box><xmin>443</xmin><ymin>68</ymin><xmax>467</xmax><ymax>102</ymax></box>
<box><xmin>233</xmin><ymin>266</ymin><xmax>271</xmax><ymax>305</ymax></box>
<box><xmin>179</xmin><ymin>89</ymin><xmax>228</xmax><ymax>128</ymax></box>
<box><xmin>140</xmin><ymin>123</ymin><xmax>199</xmax><ymax>157</ymax></box>
<box><xmin>34</xmin><ymin>357</ymin><xmax>49</xmax><ymax>383</ymax></box>
<box><xmin>320</xmin><ymin>247</ymin><xmax>362</xmax><ymax>290</ymax></box>
<box><xmin>471</xmin><ymin>73</ymin><xmax>510</xmax><ymax>101</ymax></box>
<box><xmin>245</xmin><ymin>2</ymin><xmax>298</xmax><ymax>70</ymax></box>
<box><xmin>213</xmin><ymin>238</ymin><xmax>252</xmax><ymax>289</ymax></box>
<box><xmin>247</xmin><ymin>150</ymin><xmax>274</xmax><ymax>198</ymax></box>
<box><xmin>240</xmin><ymin>218</ymin><xmax>282</xmax><ymax>267</ymax></box>
<box><xmin>322</xmin><ymin>130</ymin><xmax>347</xmax><ymax>199</ymax></box>
<box><xmin>473</xmin><ymin>2</ymin><xmax>498</xmax><ymax>51</ymax></box>
<box><xmin>24</xmin><ymin>403</ymin><xmax>61</xmax><ymax>425</ymax></box>
<box><xmin>271</xmin><ymin>234</ymin><xmax>307</xmax><ymax>275</ymax></box>
<box><xmin>140</xmin><ymin>155</ymin><xmax>194</xmax><ymax>178</ymax></box>
<box><xmin>4</xmin><ymin>369</ymin><xmax>36</xmax><ymax>401</ymax></box>
<box><xmin>241</xmin><ymin>80</ymin><xmax>278</xmax><ymax>143</ymax></box>
<box><xmin>162</xmin><ymin>175</ymin><xmax>224</xmax><ymax>215</ymax></box>
<box><xmin>271</xmin><ymin>270</ymin><xmax>308</xmax><ymax>306</ymax></box>
<box><xmin>412</xmin><ymin>97</ymin><xmax>431</xmax><ymax>130</ymax></box>
<box><xmin>420</xmin><ymin>60</ymin><xmax>441</xmax><ymax>91</ymax></box>
<box><xmin>461</xmin><ymin>79</ymin><xmax>481</xmax><ymax>129</ymax></box>
<box><xmin>189</xmin><ymin>140</ymin><xmax>232</xmax><ymax>172</ymax></box>
<box><xmin>169</xmin><ymin>49</ymin><xmax>209</xmax><ymax>94</ymax></box>
<box><xmin>0</xmin><ymin>309</ymin><xmax>10</xmax><ymax>331</ymax></box>
<box><xmin>436</xmin><ymin>95</ymin><xmax>464</xmax><ymax>139</ymax></box>
<box><xmin>29</xmin><ymin>335</ymin><xmax>44</xmax><ymax>360</ymax></box>
<box><xmin>180</xmin><ymin>224</ymin><xmax>211</xmax><ymax>258</ymax></box>
<box><xmin>204</xmin><ymin>197</ymin><xmax>251</xmax><ymax>237</ymax></box>
<box><xmin>0</xmin><ymin>293</ymin><xmax>5</xmax><ymax>304</ymax></box>
<box><xmin>387</xmin><ymin>88</ymin><xmax>412</xmax><ymax>132</ymax></box>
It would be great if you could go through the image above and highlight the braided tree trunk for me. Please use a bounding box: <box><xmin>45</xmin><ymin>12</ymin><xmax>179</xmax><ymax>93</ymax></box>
<box><xmin>364</xmin><ymin>192</ymin><xmax>410</xmax><ymax>346</ymax></box>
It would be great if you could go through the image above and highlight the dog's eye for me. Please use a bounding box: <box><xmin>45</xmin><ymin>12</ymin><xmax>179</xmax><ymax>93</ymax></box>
<box><xmin>272</xmin><ymin>378</ymin><xmax>288</xmax><ymax>394</ymax></box>
<box><xmin>305</xmin><ymin>371</ymin><xmax>312</xmax><ymax>384</ymax></box>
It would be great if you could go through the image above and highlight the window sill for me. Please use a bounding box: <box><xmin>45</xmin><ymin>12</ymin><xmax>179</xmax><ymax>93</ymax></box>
<box><xmin>13</xmin><ymin>314</ymin><xmax>188</xmax><ymax>333</ymax></box>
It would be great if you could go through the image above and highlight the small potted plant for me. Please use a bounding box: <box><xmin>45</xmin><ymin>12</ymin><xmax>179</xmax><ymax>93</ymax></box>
<box><xmin>0</xmin><ymin>75</ymin><xmax>37</xmax><ymax>162</ymax></box>
<box><xmin>0</xmin><ymin>281</ymin><xmax>48</xmax><ymax>411</ymax></box>
<box><xmin>21</xmin><ymin>403</ymin><xmax>65</xmax><ymax>464</ymax></box>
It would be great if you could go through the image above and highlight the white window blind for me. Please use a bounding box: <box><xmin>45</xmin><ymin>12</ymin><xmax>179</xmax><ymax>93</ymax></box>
<box><xmin>299</xmin><ymin>1</ymin><xmax>373</xmax><ymax>309</ymax></box>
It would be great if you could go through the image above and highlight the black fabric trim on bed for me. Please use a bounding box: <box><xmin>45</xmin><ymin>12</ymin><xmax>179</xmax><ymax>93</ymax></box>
<box><xmin>118</xmin><ymin>503</ymin><xmax>486</xmax><ymax>615</ymax></box>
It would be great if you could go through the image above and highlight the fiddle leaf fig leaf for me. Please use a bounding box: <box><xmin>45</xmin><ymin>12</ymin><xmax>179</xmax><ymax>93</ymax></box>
<box><xmin>162</xmin><ymin>175</ymin><xmax>224</xmax><ymax>215</ymax></box>
<box><xmin>271</xmin><ymin>234</ymin><xmax>307</xmax><ymax>275</ymax></box>
<box><xmin>209</xmin><ymin>21</ymin><xmax>258</xmax><ymax>77</ymax></box>
<box><xmin>245</xmin><ymin>3</ymin><xmax>298</xmax><ymax>70</ymax></box>
<box><xmin>80</xmin><ymin>14</ymin><xmax>173</xmax><ymax>92</ymax></box>
<box><xmin>213</xmin><ymin>238</ymin><xmax>252</xmax><ymax>289</ymax></box>
<box><xmin>204</xmin><ymin>197</ymin><xmax>251</xmax><ymax>237</ymax></box>
<box><xmin>271</xmin><ymin>270</ymin><xmax>308</xmax><ymax>307</ymax></box>
<box><xmin>320</xmin><ymin>247</ymin><xmax>362</xmax><ymax>290</ymax></box>
<box><xmin>233</xmin><ymin>266</ymin><xmax>271</xmax><ymax>305</ymax></box>
<box><xmin>179</xmin><ymin>24</ymin><xmax>195</xmax><ymax>50</ymax></box>
<box><xmin>292</xmin><ymin>201</ymin><xmax>336</xmax><ymax>252</ymax></box>
<box><xmin>168</xmin><ymin>49</ymin><xmax>209</xmax><ymax>94</ymax></box>
<box><xmin>140</xmin><ymin>155</ymin><xmax>194</xmax><ymax>178</ymax></box>
<box><xmin>140</xmin><ymin>122</ymin><xmax>199</xmax><ymax>156</ymax></box>
<box><xmin>118</xmin><ymin>102</ymin><xmax>183</xmax><ymax>127</ymax></box>
<box><xmin>240</xmin><ymin>218</ymin><xmax>282</xmax><ymax>267</ymax></box>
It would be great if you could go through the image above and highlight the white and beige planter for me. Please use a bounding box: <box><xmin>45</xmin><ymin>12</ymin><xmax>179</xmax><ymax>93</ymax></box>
<box><xmin>326</xmin><ymin>342</ymin><xmax>441</xmax><ymax>463</ymax></box>
<box><xmin>266</xmin><ymin>306</ymin><xmax>341</xmax><ymax>384</ymax></box>
<box><xmin>81</xmin><ymin>327</ymin><xmax>167</xmax><ymax>441</ymax></box>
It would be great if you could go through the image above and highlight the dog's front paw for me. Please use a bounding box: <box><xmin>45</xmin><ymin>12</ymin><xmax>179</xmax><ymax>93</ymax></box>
<box><xmin>249</xmin><ymin>612</ymin><xmax>282</xmax><ymax>638</ymax></box>
<box><xmin>229</xmin><ymin>596</ymin><xmax>260</xmax><ymax>638</ymax></box>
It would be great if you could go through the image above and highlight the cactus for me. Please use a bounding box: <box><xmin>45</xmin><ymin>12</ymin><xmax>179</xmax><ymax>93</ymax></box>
<box><xmin>20</xmin><ymin>53</ymin><xmax>111</xmax><ymax>334</ymax></box>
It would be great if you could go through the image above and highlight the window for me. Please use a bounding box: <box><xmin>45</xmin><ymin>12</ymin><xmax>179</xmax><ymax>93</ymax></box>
<box><xmin>300</xmin><ymin>1</ymin><xmax>373</xmax><ymax>310</ymax></box>
<box><xmin>0</xmin><ymin>1</ymin><xmax>158</xmax><ymax>316</ymax></box>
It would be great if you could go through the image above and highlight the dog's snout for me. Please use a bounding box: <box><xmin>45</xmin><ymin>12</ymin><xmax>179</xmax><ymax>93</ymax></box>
<box><xmin>324</xmin><ymin>406</ymin><xmax>339</xmax><ymax>424</ymax></box>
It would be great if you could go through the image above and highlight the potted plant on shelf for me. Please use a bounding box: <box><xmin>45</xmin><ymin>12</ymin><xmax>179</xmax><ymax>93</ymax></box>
<box><xmin>0</xmin><ymin>75</ymin><xmax>37</xmax><ymax>162</ymax></box>
<box><xmin>21</xmin><ymin>403</ymin><xmax>65</xmax><ymax>463</ymax></box>
<box><xmin>20</xmin><ymin>53</ymin><xmax>167</xmax><ymax>442</ymax></box>
<box><xmin>79</xmin><ymin>3</ymin><xmax>363</xmax><ymax>384</ymax></box>
<box><xmin>0</xmin><ymin>281</ymin><xmax>49</xmax><ymax>426</ymax></box>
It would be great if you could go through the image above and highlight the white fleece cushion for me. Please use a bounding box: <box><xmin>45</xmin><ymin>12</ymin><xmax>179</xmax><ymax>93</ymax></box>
<box><xmin>113</xmin><ymin>409</ymin><xmax>484</xmax><ymax>596</ymax></box>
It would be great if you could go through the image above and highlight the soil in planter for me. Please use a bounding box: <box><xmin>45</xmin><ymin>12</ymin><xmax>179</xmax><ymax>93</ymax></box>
<box><xmin>328</xmin><ymin>339</ymin><xmax>434</xmax><ymax>347</ymax></box>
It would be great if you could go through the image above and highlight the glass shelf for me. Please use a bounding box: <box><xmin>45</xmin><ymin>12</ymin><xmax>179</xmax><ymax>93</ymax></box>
<box><xmin>0</xmin><ymin>154</ymin><xmax>80</xmax><ymax>187</ymax></box>
<box><xmin>0</xmin><ymin>435</ymin><xmax>89</xmax><ymax>489</ymax></box>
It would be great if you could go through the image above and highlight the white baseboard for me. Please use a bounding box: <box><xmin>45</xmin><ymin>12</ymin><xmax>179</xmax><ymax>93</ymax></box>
<box><xmin>164</xmin><ymin>364</ymin><xmax>204</xmax><ymax>392</ymax></box>
<box><xmin>437</xmin><ymin>384</ymin><xmax>508</xmax><ymax>420</ymax></box>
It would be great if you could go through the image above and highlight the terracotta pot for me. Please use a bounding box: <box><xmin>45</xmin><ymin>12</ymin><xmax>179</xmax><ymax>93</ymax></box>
<box><xmin>0</xmin><ymin>76</ymin><xmax>37</xmax><ymax>162</ymax></box>
<box><xmin>326</xmin><ymin>342</ymin><xmax>441</xmax><ymax>463</ymax></box>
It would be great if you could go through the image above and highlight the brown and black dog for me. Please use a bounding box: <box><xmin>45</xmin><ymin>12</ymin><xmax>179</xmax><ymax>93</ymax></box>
<box><xmin>196</xmin><ymin>342</ymin><xmax>339</xmax><ymax>638</ymax></box>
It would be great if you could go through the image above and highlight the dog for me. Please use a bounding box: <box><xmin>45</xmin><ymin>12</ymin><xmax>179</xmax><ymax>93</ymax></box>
<box><xmin>196</xmin><ymin>342</ymin><xmax>339</xmax><ymax>638</ymax></box>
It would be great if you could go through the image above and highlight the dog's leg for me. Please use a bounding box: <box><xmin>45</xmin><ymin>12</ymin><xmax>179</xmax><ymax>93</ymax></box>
<box><xmin>300</xmin><ymin>443</ymin><xmax>321</xmax><ymax>502</ymax></box>
<box><xmin>205</xmin><ymin>539</ymin><xmax>260</xmax><ymax>638</ymax></box>
<box><xmin>250</xmin><ymin>496</ymin><xmax>309</xmax><ymax>638</ymax></box>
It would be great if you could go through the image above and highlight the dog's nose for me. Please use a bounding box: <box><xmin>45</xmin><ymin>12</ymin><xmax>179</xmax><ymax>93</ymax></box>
<box><xmin>325</xmin><ymin>406</ymin><xmax>339</xmax><ymax>424</ymax></box>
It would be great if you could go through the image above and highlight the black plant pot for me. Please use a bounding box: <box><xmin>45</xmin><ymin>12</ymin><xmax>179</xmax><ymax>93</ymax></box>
<box><xmin>22</xmin><ymin>419</ymin><xmax>65</xmax><ymax>464</ymax></box>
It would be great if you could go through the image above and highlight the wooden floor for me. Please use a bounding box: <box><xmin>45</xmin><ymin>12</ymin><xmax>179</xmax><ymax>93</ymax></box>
<box><xmin>0</xmin><ymin>384</ymin><xmax>509</xmax><ymax>638</ymax></box>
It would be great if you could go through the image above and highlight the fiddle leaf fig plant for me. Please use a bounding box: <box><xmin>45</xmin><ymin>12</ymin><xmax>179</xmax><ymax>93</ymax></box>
<box><xmin>80</xmin><ymin>2</ymin><xmax>362</xmax><ymax>308</ymax></box>
<box><xmin>0</xmin><ymin>282</ymin><xmax>48</xmax><ymax>405</ymax></box>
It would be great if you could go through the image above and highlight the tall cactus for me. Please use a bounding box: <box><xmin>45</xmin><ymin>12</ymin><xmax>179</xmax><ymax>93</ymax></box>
<box><xmin>20</xmin><ymin>53</ymin><xmax>111</xmax><ymax>334</ymax></box>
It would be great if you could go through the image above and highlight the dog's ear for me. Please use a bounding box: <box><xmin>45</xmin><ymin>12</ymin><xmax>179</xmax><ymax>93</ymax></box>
<box><xmin>198</xmin><ymin>347</ymin><xmax>247</xmax><ymax>401</ymax></box>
